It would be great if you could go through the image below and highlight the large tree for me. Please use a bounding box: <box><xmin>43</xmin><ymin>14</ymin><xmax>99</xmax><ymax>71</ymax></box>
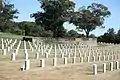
<box><xmin>31</xmin><ymin>0</ymin><xmax>75</xmax><ymax>38</ymax></box>
<box><xmin>0</xmin><ymin>0</ymin><xmax>18</xmax><ymax>31</ymax></box>
<box><xmin>69</xmin><ymin>3</ymin><xmax>111</xmax><ymax>37</ymax></box>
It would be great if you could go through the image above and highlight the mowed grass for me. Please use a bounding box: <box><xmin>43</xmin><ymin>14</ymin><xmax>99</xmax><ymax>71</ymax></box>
<box><xmin>0</xmin><ymin>32</ymin><xmax>23</xmax><ymax>40</ymax></box>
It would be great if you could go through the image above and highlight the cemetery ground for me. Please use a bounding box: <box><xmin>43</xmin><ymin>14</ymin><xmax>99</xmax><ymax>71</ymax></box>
<box><xmin>0</xmin><ymin>59</ymin><xmax>120</xmax><ymax>80</ymax></box>
<box><xmin>0</xmin><ymin>33</ymin><xmax>120</xmax><ymax>80</ymax></box>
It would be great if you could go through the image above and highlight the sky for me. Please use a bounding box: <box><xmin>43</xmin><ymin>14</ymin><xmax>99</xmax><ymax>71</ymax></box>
<box><xmin>11</xmin><ymin>0</ymin><xmax>120</xmax><ymax>36</ymax></box>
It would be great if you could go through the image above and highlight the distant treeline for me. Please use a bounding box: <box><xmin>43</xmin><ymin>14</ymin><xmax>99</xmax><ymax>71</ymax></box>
<box><xmin>0</xmin><ymin>21</ymin><xmax>88</xmax><ymax>38</ymax></box>
<box><xmin>98</xmin><ymin>28</ymin><xmax>120</xmax><ymax>44</ymax></box>
<box><xmin>1</xmin><ymin>21</ymin><xmax>120</xmax><ymax>44</ymax></box>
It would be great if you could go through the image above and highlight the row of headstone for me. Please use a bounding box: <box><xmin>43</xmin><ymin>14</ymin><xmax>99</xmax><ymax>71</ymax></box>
<box><xmin>26</xmin><ymin>40</ymin><xmax>120</xmax><ymax>59</ymax></box>
<box><xmin>1</xmin><ymin>39</ymin><xmax>119</xmax><ymax>61</ymax></box>
<box><xmin>20</xmin><ymin>59</ymin><xmax>120</xmax><ymax>71</ymax></box>
<box><xmin>93</xmin><ymin>61</ymin><xmax>119</xmax><ymax>75</ymax></box>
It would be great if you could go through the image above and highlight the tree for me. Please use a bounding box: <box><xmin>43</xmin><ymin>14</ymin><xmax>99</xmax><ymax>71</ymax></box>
<box><xmin>31</xmin><ymin>0</ymin><xmax>75</xmax><ymax>38</ymax></box>
<box><xmin>117</xmin><ymin>29</ymin><xmax>120</xmax><ymax>36</ymax></box>
<box><xmin>89</xmin><ymin>34</ymin><xmax>96</xmax><ymax>38</ymax></box>
<box><xmin>115</xmin><ymin>28</ymin><xmax>120</xmax><ymax>43</ymax></box>
<box><xmin>0</xmin><ymin>0</ymin><xmax>18</xmax><ymax>31</ymax></box>
<box><xmin>17</xmin><ymin>21</ymin><xmax>41</xmax><ymax>36</ymax></box>
<box><xmin>69</xmin><ymin>3</ymin><xmax>111</xmax><ymax>37</ymax></box>
<box><xmin>67</xmin><ymin>29</ymin><xmax>79</xmax><ymax>38</ymax></box>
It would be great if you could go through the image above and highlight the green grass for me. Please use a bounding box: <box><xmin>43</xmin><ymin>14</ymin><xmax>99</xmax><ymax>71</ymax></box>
<box><xmin>0</xmin><ymin>32</ymin><xmax>23</xmax><ymax>40</ymax></box>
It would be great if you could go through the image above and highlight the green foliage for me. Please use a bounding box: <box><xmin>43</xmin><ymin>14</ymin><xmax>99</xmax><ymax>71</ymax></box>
<box><xmin>97</xmin><ymin>28</ymin><xmax>120</xmax><ymax>43</ymax></box>
<box><xmin>70</xmin><ymin>3</ymin><xmax>111</xmax><ymax>37</ymax></box>
<box><xmin>17</xmin><ymin>21</ymin><xmax>43</xmax><ymax>37</ymax></box>
<box><xmin>10</xmin><ymin>30</ymin><xmax>25</xmax><ymax>35</ymax></box>
<box><xmin>31</xmin><ymin>0</ymin><xmax>75</xmax><ymax>38</ymax></box>
<box><xmin>0</xmin><ymin>0</ymin><xmax>18</xmax><ymax>31</ymax></box>
<box><xmin>41</xmin><ymin>30</ymin><xmax>53</xmax><ymax>37</ymax></box>
<box><xmin>67</xmin><ymin>29</ymin><xmax>79</xmax><ymax>38</ymax></box>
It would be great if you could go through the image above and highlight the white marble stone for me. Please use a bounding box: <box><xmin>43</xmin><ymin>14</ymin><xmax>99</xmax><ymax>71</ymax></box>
<box><xmin>64</xmin><ymin>57</ymin><xmax>67</xmax><ymax>65</ymax></box>
<box><xmin>93</xmin><ymin>56</ymin><xmax>95</xmax><ymax>62</ymax></box>
<box><xmin>25</xmin><ymin>59</ymin><xmax>30</xmax><ymax>70</ymax></box>
<box><xmin>7</xmin><ymin>46</ymin><xmax>10</xmax><ymax>52</ymax></box>
<box><xmin>73</xmin><ymin>57</ymin><xmax>76</xmax><ymax>64</ymax></box>
<box><xmin>2</xmin><ymin>49</ymin><xmax>6</xmax><ymax>55</ymax></box>
<box><xmin>80</xmin><ymin>57</ymin><xmax>83</xmax><ymax>63</ymax></box>
<box><xmin>53</xmin><ymin>58</ymin><xmax>57</xmax><ymax>67</ymax></box>
<box><xmin>87</xmin><ymin>56</ymin><xmax>90</xmax><ymax>62</ymax></box>
<box><xmin>11</xmin><ymin>52</ymin><xmax>16</xmax><ymax>61</ymax></box>
<box><xmin>103</xmin><ymin>63</ymin><xmax>106</xmax><ymax>73</ymax></box>
<box><xmin>110</xmin><ymin>62</ymin><xmax>113</xmax><ymax>71</ymax></box>
<box><xmin>98</xmin><ymin>56</ymin><xmax>101</xmax><ymax>61</ymax></box>
<box><xmin>25</xmin><ymin>52</ymin><xmax>28</xmax><ymax>60</ymax></box>
<box><xmin>35</xmin><ymin>53</ymin><xmax>39</xmax><ymax>59</ymax></box>
<box><xmin>40</xmin><ymin>59</ymin><xmax>45</xmax><ymax>67</ymax></box>
<box><xmin>116</xmin><ymin>61</ymin><xmax>119</xmax><ymax>69</ymax></box>
<box><xmin>93</xmin><ymin>64</ymin><xmax>97</xmax><ymax>75</ymax></box>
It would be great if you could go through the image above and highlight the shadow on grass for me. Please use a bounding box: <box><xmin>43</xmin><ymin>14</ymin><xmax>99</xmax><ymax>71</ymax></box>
<box><xmin>86</xmin><ymin>72</ymin><xmax>93</xmax><ymax>75</ymax></box>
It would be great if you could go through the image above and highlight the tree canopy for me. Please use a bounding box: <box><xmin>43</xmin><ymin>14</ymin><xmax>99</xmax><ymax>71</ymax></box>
<box><xmin>31</xmin><ymin>0</ymin><xmax>75</xmax><ymax>38</ymax></box>
<box><xmin>69</xmin><ymin>3</ymin><xmax>111</xmax><ymax>37</ymax></box>
<box><xmin>0</xmin><ymin>0</ymin><xmax>18</xmax><ymax>32</ymax></box>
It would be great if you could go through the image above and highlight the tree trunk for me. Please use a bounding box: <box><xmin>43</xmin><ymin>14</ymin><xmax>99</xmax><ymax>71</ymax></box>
<box><xmin>86</xmin><ymin>32</ymin><xmax>89</xmax><ymax>38</ymax></box>
<box><xmin>84</xmin><ymin>29</ymin><xmax>90</xmax><ymax>38</ymax></box>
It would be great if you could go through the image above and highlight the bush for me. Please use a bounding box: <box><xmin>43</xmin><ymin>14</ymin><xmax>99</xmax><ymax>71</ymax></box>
<box><xmin>10</xmin><ymin>30</ymin><xmax>25</xmax><ymax>35</ymax></box>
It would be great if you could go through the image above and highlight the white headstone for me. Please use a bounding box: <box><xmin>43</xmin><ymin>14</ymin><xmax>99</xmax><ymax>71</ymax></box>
<box><xmin>35</xmin><ymin>53</ymin><xmax>39</xmax><ymax>59</ymax></box>
<box><xmin>21</xmin><ymin>64</ymin><xmax>25</xmax><ymax>71</ymax></box>
<box><xmin>93</xmin><ymin>64</ymin><xmax>97</xmax><ymax>75</ymax></box>
<box><xmin>40</xmin><ymin>59</ymin><xmax>45</xmax><ymax>67</ymax></box>
<box><xmin>53</xmin><ymin>58</ymin><xmax>57</xmax><ymax>67</ymax></box>
<box><xmin>80</xmin><ymin>57</ymin><xmax>83</xmax><ymax>63</ymax></box>
<box><xmin>1</xmin><ymin>38</ymin><xmax>4</xmax><ymax>49</ymax></box>
<box><xmin>68</xmin><ymin>53</ymin><xmax>71</xmax><ymax>58</ymax></box>
<box><xmin>107</xmin><ymin>55</ymin><xmax>109</xmax><ymax>61</ymax></box>
<box><xmin>25</xmin><ymin>59</ymin><xmax>30</xmax><ymax>70</ymax></box>
<box><xmin>103</xmin><ymin>63</ymin><xmax>106</xmax><ymax>73</ymax></box>
<box><xmin>45</xmin><ymin>53</ymin><xmax>48</xmax><ymax>58</ymax></box>
<box><xmin>116</xmin><ymin>61</ymin><xmax>119</xmax><ymax>69</ymax></box>
<box><xmin>73</xmin><ymin>57</ymin><xmax>76</xmax><ymax>64</ymax></box>
<box><xmin>98</xmin><ymin>56</ymin><xmax>101</xmax><ymax>61</ymax></box>
<box><xmin>111</xmin><ymin>55</ymin><xmax>114</xmax><ymax>61</ymax></box>
<box><xmin>2</xmin><ymin>49</ymin><xmax>6</xmax><ymax>55</ymax></box>
<box><xmin>87</xmin><ymin>56</ymin><xmax>90</xmax><ymax>62</ymax></box>
<box><xmin>61</xmin><ymin>53</ymin><xmax>64</xmax><ymax>58</ymax></box>
<box><xmin>25</xmin><ymin>52</ymin><xmax>28</xmax><ymax>60</ymax></box>
<box><xmin>7</xmin><ymin>46</ymin><xmax>10</xmax><ymax>52</ymax></box>
<box><xmin>110</xmin><ymin>62</ymin><xmax>113</xmax><ymax>71</ymax></box>
<box><xmin>103</xmin><ymin>55</ymin><xmax>106</xmax><ymax>61</ymax></box>
<box><xmin>11</xmin><ymin>52</ymin><xmax>16</xmax><ymax>61</ymax></box>
<box><xmin>54</xmin><ymin>44</ymin><xmax>57</xmax><ymax>58</ymax></box>
<box><xmin>93</xmin><ymin>56</ymin><xmax>95</xmax><ymax>62</ymax></box>
<box><xmin>64</xmin><ymin>57</ymin><xmax>67</xmax><ymax>65</ymax></box>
